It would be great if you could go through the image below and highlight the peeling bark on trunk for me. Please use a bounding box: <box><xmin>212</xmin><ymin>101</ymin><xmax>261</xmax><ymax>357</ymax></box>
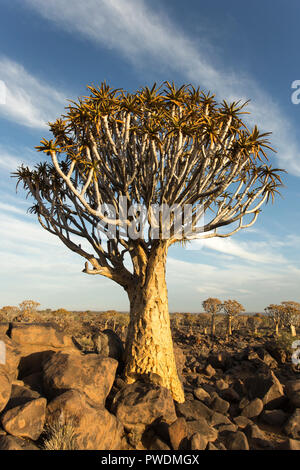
<box><xmin>124</xmin><ymin>247</ymin><xmax>185</xmax><ymax>403</ymax></box>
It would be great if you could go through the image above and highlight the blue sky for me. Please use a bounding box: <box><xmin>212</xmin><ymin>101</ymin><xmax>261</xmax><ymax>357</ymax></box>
<box><xmin>0</xmin><ymin>0</ymin><xmax>300</xmax><ymax>312</ymax></box>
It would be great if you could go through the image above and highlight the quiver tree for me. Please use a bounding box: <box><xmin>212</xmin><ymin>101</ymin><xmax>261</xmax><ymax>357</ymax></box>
<box><xmin>222</xmin><ymin>299</ymin><xmax>245</xmax><ymax>336</ymax></box>
<box><xmin>0</xmin><ymin>306</ymin><xmax>20</xmax><ymax>321</ymax></box>
<box><xmin>19</xmin><ymin>300</ymin><xmax>40</xmax><ymax>314</ymax></box>
<box><xmin>202</xmin><ymin>297</ymin><xmax>222</xmax><ymax>337</ymax></box>
<box><xmin>14</xmin><ymin>81</ymin><xmax>284</xmax><ymax>403</ymax></box>
<box><xmin>16</xmin><ymin>300</ymin><xmax>41</xmax><ymax>322</ymax></box>
<box><xmin>281</xmin><ymin>301</ymin><xmax>300</xmax><ymax>337</ymax></box>
<box><xmin>264</xmin><ymin>304</ymin><xmax>284</xmax><ymax>336</ymax></box>
<box><xmin>247</xmin><ymin>313</ymin><xmax>263</xmax><ymax>335</ymax></box>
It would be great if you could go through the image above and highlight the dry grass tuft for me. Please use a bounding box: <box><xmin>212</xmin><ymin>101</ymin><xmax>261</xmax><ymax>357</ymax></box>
<box><xmin>42</xmin><ymin>415</ymin><xmax>78</xmax><ymax>450</ymax></box>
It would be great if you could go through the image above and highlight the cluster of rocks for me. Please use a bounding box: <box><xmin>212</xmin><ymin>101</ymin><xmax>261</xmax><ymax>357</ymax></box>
<box><xmin>0</xmin><ymin>321</ymin><xmax>299</xmax><ymax>450</ymax></box>
<box><xmin>0</xmin><ymin>323</ymin><xmax>125</xmax><ymax>450</ymax></box>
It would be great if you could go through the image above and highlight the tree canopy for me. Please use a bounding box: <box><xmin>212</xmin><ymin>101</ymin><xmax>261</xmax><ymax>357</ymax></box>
<box><xmin>14</xmin><ymin>81</ymin><xmax>285</xmax><ymax>288</ymax></box>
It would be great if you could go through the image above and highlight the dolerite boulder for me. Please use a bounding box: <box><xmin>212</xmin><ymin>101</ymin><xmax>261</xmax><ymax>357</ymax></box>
<box><xmin>284</xmin><ymin>409</ymin><xmax>300</xmax><ymax>439</ymax></box>
<box><xmin>261</xmin><ymin>409</ymin><xmax>288</xmax><ymax>427</ymax></box>
<box><xmin>244</xmin><ymin>423</ymin><xmax>271</xmax><ymax>448</ymax></box>
<box><xmin>278</xmin><ymin>438</ymin><xmax>300</xmax><ymax>451</ymax></box>
<box><xmin>168</xmin><ymin>417</ymin><xmax>187</xmax><ymax>450</ymax></box>
<box><xmin>193</xmin><ymin>387</ymin><xmax>210</xmax><ymax>403</ymax></box>
<box><xmin>176</xmin><ymin>399</ymin><xmax>231</xmax><ymax>427</ymax></box>
<box><xmin>210</xmin><ymin>394</ymin><xmax>230</xmax><ymax>415</ymax></box>
<box><xmin>43</xmin><ymin>352</ymin><xmax>118</xmax><ymax>406</ymax></box>
<box><xmin>173</xmin><ymin>345</ymin><xmax>186</xmax><ymax>379</ymax></box>
<box><xmin>0</xmin><ymin>435</ymin><xmax>39</xmax><ymax>450</ymax></box>
<box><xmin>3</xmin><ymin>384</ymin><xmax>41</xmax><ymax>410</ymax></box>
<box><xmin>225</xmin><ymin>431</ymin><xmax>249</xmax><ymax>450</ymax></box>
<box><xmin>244</xmin><ymin>371</ymin><xmax>284</xmax><ymax>409</ymax></box>
<box><xmin>256</xmin><ymin>348</ymin><xmax>278</xmax><ymax>369</ymax></box>
<box><xmin>285</xmin><ymin>380</ymin><xmax>300</xmax><ymax>408</ymax></box>
<box><xmin>47</xmin><ymin>389</ymin><xmax>123</xmax><ymax>450</ymax></box>
<box><xmin>0</xmin><ymin>335</ymin><xmax>21</xmax><ymax>380</ymax></box>
<box><xmin>219</xmin><ymin>387</ymin><xmax>240</xmax><ymax>403</ymax></box>
<box><xmin>9</xmin><ymin>323</ymin><xmax>81</xmax><ymax>378</ymax></box>
<box><xmin>185</xmin><ymin>418</ymin><xmax>218</xmax><ymax>442</ymax></box>
<box><xmin>241</xmin><ymin>398</ymin><xmax>263</xmax><ymax>419</ymax></box>
<box><xmin>233</xmin><ymin>416</ymin><xmax>252</xmax><ymax>429</ymax></box>
<box><xmin>111</xmin><ymin>381</ymin><xmax>177</xmax><ymax>434</ymax></box>
<box><xmin>190</xmin><ymin>432</ymin><xmax>208</xmax><ymax>450</ymax></box>
<box><xmin>207</xmin><ymin>352</ymin><xmax>232</xmax><ymax>371</ymax></box>
<box><xmin>0</xmin><ymin>366</ymin><xmax>11</xmax><ymax>412</ymax></box>
<box><xmin>10</xmin><ymin>323</ymin><xmax>76</xmax><ymax>350</ymax></box>
<box><xmin>0</xmin><ymin>323</ymin><xmax>9</xmax><ymax>336</ymax></box>
<box><xmin>1</xmin><ymin>397</ymin><xmax>46</xmax><ymax>440</ymax></box>
<box><xmin>22</xmin><ymin>372</ymin><xmax>44</xmax><ymax>395</ymax></box>
<box><xmin>93</xmin><ymin>329</ymin><xmax>124</xmax><ymax>362</ymax></box>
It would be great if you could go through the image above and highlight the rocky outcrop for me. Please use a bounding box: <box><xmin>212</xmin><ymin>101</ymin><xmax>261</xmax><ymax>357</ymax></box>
<box><xmin>1</xmin><ymin>397</ymin><xmax>46</xmax><ymax>440</ymax></box>
<box><xmin>111</xmin><ymin>381</ymin><xmax>177</xmax><ymax>435</ymax></box>
<box><xmin>10</xmin><ymin>324</ymin><xmax>81</xmax><ymax>378</ymax></box>
<box><xmin>0</xmin><ymin>335</ymin><xmax>21</xmax><ymax>380</ymax></box>
<box><xmin>241</xmin><ymin>398</ymin><xmax>263</xmax><ymax>418</ymax></box>
<box><xmin>43</xmin><ymin>352</ymin><xmax>118</xmax><ymax>406</ymax></box>
<box><xmin>244</xmin><ymin>371</ymin><xmax>285</xmax><ymax>409</ymax></box>
<box><xmin>0</xmin><ymin>367</ymin><xmax>11</xmax><ymax>413</ymax></box>
<box><xmin>168</xmin><ymin>417</ymin><xmax>187</xmax><ymax>450</ymax></box>
<box><xmin>285</xmin><ymin>380</ymin><xmax>300</xmax><ymax>408</ymax></box>
<box><xmin>284</xmin><ymin>409</ymin><xmax>300</xmax><ymax>439</ymax></box>
<box><xmin>93</xmin><ymin>329</ymin><xmax>124</xmax><ymax>363</ymax></box>
<box><xmin>0</xmin><ymin>435</ymin><xmax>39</xmax><ymax>450</ymax></box>
<box><xmin>10</xmin><ymin>323</ymin><xmax>76</xmax><ymax>350</ymax></box>
<box><xmin>46</xmin><ymin>389</ymin><xmax>123</xmax><ymax>450</ymax></box>
<box><xmin>0</xmin><ymin>326</ymin><xmax>124</xmax><ymax>450</ymax></box>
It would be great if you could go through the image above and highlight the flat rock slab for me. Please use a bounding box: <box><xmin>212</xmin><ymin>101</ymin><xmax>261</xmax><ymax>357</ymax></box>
<box><xmin>10</xmin><ymin>323</ymin><xmax>75</xmax><ymax>349</ymax></box>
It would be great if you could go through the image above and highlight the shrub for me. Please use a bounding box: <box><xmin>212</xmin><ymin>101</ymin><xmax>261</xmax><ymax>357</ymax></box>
<box><xmin>42</xmin><ymin>415</ymin><xmax>78</xmax><ymax>450</ymax></box>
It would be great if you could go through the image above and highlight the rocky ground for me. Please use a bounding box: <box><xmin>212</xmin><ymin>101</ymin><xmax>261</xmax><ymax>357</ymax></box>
<box><xmin>0</xmin><ymin>320</ymin><xmax>299</xmax><ymax>451</ymax></box>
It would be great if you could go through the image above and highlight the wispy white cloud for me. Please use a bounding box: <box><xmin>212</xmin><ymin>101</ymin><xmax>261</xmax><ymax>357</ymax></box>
<box><xmin>0</xmin><ymin>209</ymin><xmax>127</xmax><ymax>310</ymax></box>
<box><xmin>188</xmin><ymin>236</ymin><xmax>287</xmax><ymax>264</ymax></box>
<box><xmin>0</xmin><ymin>202</ymin><xmax>26</xmax><ymax>216</ymax></box>
<box><xmin>0</xmin><ymin>144</ymin><xmax>36</xmax><ymax>171</ymax></box>
<box><xmin>166</xmin><ymin>256</ymin><xmax>300</xmax><ymax>312</ymax></box>
<box><xmin>23</xmin><ymin>0</ymin><xmax>300</xmax><ymax>175</ymax></box>
<box><xmin>0</xmin><ymin>57</ymin><xmax>66</xmax><ymax>128</ymax></box>
<box><xmin>0</xmin><ymin>148</ymin><xmax>23</xmax><ymax>171</ymax></box>
<box><xmin>0</xmin><ymin>204</ymin><xmax>299</xmax><ymax>311</ymax></box>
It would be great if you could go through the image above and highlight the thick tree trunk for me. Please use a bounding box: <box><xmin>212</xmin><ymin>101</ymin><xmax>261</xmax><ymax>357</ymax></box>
<box><xmin>275</xmin><ymin>323</ymin><xmax>279</xmax><ymax>336</ymax></box>
<box><xmin>290</xmin><ymin>324</ymin><xmax>296</xmax><ymax>337</ymax></box>
<box><xmin>124</xmin><ymin>248</ymin><xmax>185</xmax><ymax>403</ymax></box>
